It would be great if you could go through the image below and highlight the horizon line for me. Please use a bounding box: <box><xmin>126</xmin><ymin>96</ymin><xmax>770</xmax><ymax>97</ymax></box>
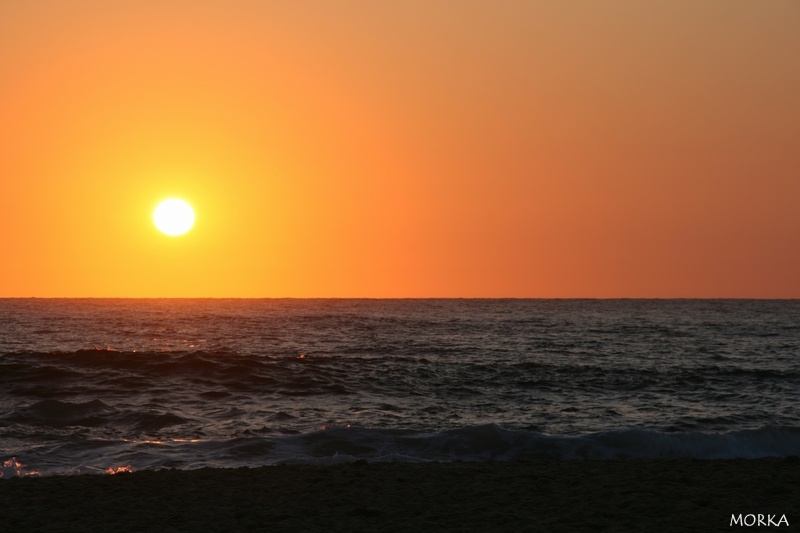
<box><xmin>1</xmin><ymin>296</ymin><xmax>798</xmax><ymax>301</ymax></box>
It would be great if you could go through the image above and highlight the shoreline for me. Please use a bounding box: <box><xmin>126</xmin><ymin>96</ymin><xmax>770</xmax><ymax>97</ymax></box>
<box><xmin>1</xmin><ymin>458</ymin><xmax>797</xmax><ymax>532</ymax></box>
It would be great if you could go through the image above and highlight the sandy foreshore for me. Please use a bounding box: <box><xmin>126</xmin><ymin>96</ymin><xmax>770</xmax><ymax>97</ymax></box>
<box><xmin>1</xmin><ymin>459</ymin><xmax>797</xmax><ymax>532</ymax></box>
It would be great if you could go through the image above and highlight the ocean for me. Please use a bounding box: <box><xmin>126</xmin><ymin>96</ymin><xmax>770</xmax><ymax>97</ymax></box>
<box><xmin>1</xmin><ymin>299</ymin><xmax>798</xmax><ymax>477</ymax></box>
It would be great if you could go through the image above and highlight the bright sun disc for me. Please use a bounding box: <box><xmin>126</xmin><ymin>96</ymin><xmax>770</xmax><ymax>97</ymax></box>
<box><xmin>153</xmin><ymin>199</ymin><xmax>195</xmax><ymax>236</ymax></box>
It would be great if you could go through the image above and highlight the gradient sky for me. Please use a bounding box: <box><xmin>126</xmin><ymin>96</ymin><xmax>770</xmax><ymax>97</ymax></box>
<box><xmin>2</xmin><ymin>1</ymin><xmax>798</xmax><ymax>297</ymax></box>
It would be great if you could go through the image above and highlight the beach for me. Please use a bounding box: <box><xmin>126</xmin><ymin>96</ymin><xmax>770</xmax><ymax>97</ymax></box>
<box><xmin>1</xmin><ymin>458</ymin><xmax>797</xmax><ymax>532</ymax></box>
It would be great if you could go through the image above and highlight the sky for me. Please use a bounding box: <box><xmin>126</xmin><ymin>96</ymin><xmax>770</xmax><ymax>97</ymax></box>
<box><xmin>1</xmin><ymin>1</ymin><xmax>798</xmax><ymax>298</ymax></box>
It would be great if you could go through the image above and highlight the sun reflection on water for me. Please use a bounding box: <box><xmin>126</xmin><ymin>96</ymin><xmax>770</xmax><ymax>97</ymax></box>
<box><xmin>105</xmin><ymin>465</ymin><xmax>134</xmax><ymax>475</ymax></box>
<box><xmin>1</xmin><ymin>457</ymin><xmax>40</xmax><ymax>478</ymax></box>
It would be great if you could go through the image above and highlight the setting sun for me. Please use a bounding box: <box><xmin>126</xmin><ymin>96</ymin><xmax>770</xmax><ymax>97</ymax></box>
<box><xmin>153</xmin><ymin>199</ymin><xmax>195</xmax><ymax>236</ymax></box>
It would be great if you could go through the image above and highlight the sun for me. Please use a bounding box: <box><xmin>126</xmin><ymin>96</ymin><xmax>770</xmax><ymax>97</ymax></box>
<box><xmin>153</xmin><ymin>199</ymin><xmax>195</xmax><ymax>236</ymax></box>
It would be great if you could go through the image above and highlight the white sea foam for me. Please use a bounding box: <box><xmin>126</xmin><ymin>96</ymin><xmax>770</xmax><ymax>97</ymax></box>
<box><xmin>3</xmin><ymin>424</ymin><xmax>798</xmax><ymax>476</ymax></box>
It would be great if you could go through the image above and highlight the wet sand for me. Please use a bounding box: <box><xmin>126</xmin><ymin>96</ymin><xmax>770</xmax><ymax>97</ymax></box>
<box><xmin>1</xmin><ymin>459</ymin><xmax>797</xmax><ymax>532</ymax></box>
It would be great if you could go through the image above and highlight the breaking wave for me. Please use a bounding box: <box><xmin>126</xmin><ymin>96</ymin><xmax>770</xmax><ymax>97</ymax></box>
<box><xmin>3</xmin><ymin>424</ymin><xmax>798</xmax><ymax>477</ymax></box>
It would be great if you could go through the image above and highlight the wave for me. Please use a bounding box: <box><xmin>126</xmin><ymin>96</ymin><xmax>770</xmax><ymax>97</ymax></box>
<box><xmin>3</xmin><ymin>399</ymin><xmax>114</xmax><ymax>428</ymax></box>
<box><xmin>1</xmin><ymin>399</ymin><xmax>191</xmax><ymax>433</ymax></box>
<box><xmin>3</xmin><ymin>424</ymin><xmax>798</xmax><ymax>477</ymax></box>
<box><xmin>282</xmin><ymin>423</ymin><xmax>800</xmax><ymax>463</ymax></box>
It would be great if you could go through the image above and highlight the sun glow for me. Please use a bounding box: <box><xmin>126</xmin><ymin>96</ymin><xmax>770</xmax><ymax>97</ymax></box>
<box><xmin>153</xmin><ymin>199</ymin><xmax>195</xmax><ymax>236</ymax></box>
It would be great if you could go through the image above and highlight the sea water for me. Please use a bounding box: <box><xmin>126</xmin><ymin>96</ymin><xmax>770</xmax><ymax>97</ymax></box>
<box><xmin>1</xmin><ymin>299</ymin><xmax>798</xmax><ymax>476</ymax></box>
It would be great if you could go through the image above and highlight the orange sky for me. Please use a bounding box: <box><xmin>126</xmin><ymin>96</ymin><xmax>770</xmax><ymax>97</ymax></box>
<box><xmin>1</xmin><ymin>1</ymin><xmax>798</xmax><ymax>297</ymax></box>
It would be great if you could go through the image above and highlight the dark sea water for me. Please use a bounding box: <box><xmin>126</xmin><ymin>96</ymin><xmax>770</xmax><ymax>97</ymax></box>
<box><xmin>1</xmin><ymin>299</ymin><xmax>798</xmax><ymax>476</ymax></box>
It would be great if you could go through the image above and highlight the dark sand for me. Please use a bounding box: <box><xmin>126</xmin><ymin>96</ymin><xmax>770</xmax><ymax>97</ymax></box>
<box><xmin>1</xmin><ymin>459</ymin><xmax>798</xmax><ymax>532</ymax></box>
